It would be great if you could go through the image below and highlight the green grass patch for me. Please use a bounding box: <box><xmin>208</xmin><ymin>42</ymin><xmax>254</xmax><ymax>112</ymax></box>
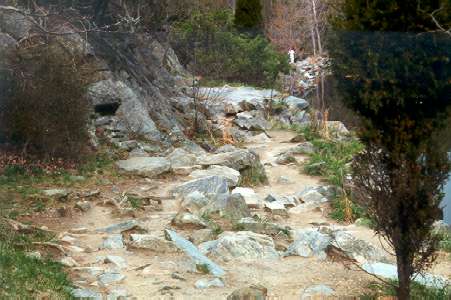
<box><xmin>435</xmin><ymin>230</ymin><xmax>451</xmax><ymax>253</ymax></box>
<box><xmin>363</xmin><ymin>280</ymin><xmax>451</xmax><ymax>300</ymax></box>
<box><xmin>0</xmin><ymin>219</ymin><xmax>72</xmax><ymax>299</ymax></box>
<box><xmin>294</xmin><ymin>124</ymin><xmax>366</xmax><ymax>222</ymax></box>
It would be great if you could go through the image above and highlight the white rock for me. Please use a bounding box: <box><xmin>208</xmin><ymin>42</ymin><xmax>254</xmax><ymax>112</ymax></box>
<box><xmin>232</xmin><ymin>187</ymin><xmax>262</xmax><ymax>209</ymax></box>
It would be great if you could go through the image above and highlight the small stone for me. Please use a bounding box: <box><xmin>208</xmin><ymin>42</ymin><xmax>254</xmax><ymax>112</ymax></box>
<box><xmin>129</xmin><ymin>234</ymin><xmax>177</xmax><ymax>253</ymax></box>
<box><xmin>104</xmin><ymin>255</ymin><xmax>127</xmax><ymax>270</ymax></box>
<box><xmin>61</xmin><ymin>235</ymin><xmax>77</xmax><ymax>244</ymax></box>
<box><xmin>227</xmin><ymin>285</ymin><xmax>268</xmax><ymax>300</ymax></box>
<box><xmin>72</xmin><ymin>288</ymin><xmax>102</xmax><ymax>299</ymax></box>
<box><xmin>75</xmin><ymin>201</ymin><xmax>92</xmax><ymax>212</ymax></box>
<box><xmin>101</xmin><ymin>234</ymin><xmax>124</xmax><ymax>249</ymax></box>
<box><xmin>264</xmin><ymin>201</ymin><xmax>288</xmax><ymax>216</ymax></box>
<box><xmin>195</xmin><ymin>278</ymin><xmax>225</xmax><ymax>289</ymax></box>
<box><xmin>69</xmin><ymin>227</ymin><xmax>89</xmax><ymax>234</ymax></box>
<box><xmin>96</xmin><ymin>220</ymin><xmax>140</xmax><ymax>233</ymax></box>
<box><xmin>301</xmin><ymin>284</ymin><xmax>335</xmax><ymax>299</ymax></box>
<box><xmin>171</xmin><ymin>272</ymin><xmax>186</xmax><ymax>281</ymax></box>
<box><xmin>61</xmin><ymin>256</ymin><xmax>79</xmax><ymax>267</ymax></box>
<box><xmin>172</xmin><ymin>212</ymin><xmax>208</xmax><ymax>229</ymax></box>
<box><xmin>276</xmin><ymin>176</ymin><xmax>292</xmax><ymax>184</ymax></box>
<box><xmin>289</xmin><ymin>134</ymin><xmax>305</xmax><ymax>143</ymax></box>
<box><xmin>98</xmin><ymin>273</ymin><xmax>125</xmax><ymax>286</ymax></box>
<box><xmin>42</xmin><ymin>189</ymin><xmax>70</xmax><ymax>201</ymax></box>
<box><xmin>189</xmin><ymin>229</ymin><xmax>217</xmax><ymax>245</ymax></box>
<box><xmin>231</xmin><ymin>187</ymin><xmax>262</xmax><ymax>209</ymax></box>
<box><xmin>107</xmin><ymin>287</ymin><xmax>128</xmax><ymax>300</ymax></box>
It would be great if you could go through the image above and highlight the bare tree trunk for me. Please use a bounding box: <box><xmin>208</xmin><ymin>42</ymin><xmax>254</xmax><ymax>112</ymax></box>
<box><xmin>311</xmin><ymin>0</ymin><xmax>322</xmax><ymax>55</ymax></box>
<box><xmin>397</xmin><ymin>257</ymin><xmax>412</xmax><ymax>300</ymax></box>
<box><xmin>310</xmin><ymin>25</ymin><xmax>316</xmax><ymax>56</ymax></box>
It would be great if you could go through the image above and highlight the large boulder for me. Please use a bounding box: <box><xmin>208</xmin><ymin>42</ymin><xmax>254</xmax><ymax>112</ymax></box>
<box><xmin>330</xmin><ymin>231</ymin><xmax>386</xmax><ymax>263</ymax></box>
<box><xmin>199</xmin><ymin>231</ymin><xmax>279</xmax><ymax>261</ymax></box>
<box><xmin>227</xmin><ymin>285</ymin><xmax>268</xmax><ymax>300</ymax></box>
<box><xmin>197</xmin><ymin>149</ymin><xmax>262</xmax><ymax>171</ymax></box>
<box><xmin>167</xmin><ymin>148</ymin><xmax>197</xmax><ymax>168</ymax></box>
<box><xmin>0</xmin><ymin>10</ymin><xmax>32</xmax><ymax>40</ymax></box>
<box><xmin>283</xmin><ymin>96</ymin><xmax>309</xmax><ymax>111</ymax></box>
<box><xmin>129</xmin><ymin>234</ymin><xmax>178</xmax><ymax>253</ymax></box>
<box><xmin>200</xmin><ymin>193</ymin><xmax>251</xmax><ymax>222</ymax></box>
<box><xmin>0</xmin><ymin>32</ymin><xmax>17</xmax><ymax>61</ymax></box>
<box><xmin>189</xmin><ymin>165</ymin><xmax>241</xmax><ymax>187</ymax></box>
<box><xmin>87</xmin><ymin>79</ymin><xmax>121</xmax><ymax>107</ymax></box>
<box><xmin>171</xmin><ymin>176</ymin><xmax>229</xmax><ymax>196</ymax></box>
<box><xmin>284</xmin><ymin>229</ymin><xmax>331</xmax><ymax>259</ymax></box>
<box><xmin>234</xmin><ymin>111</ymin><xmax>271</xmax><ymax>131</ymax></box>
<box><xmin>116</xmin><ymin>157</ymin><xmax>171</xmax><ymax>177</ymax></box>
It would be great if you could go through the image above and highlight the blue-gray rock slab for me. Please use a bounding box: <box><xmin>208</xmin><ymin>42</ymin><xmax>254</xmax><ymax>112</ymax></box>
<box><xmin>115</xmin><ymin>157</ymin><xmax>171</xmax><ymax>177</ymax></box>
<box><xmin>195</xmin><ymin>278</ymin><xmax>225</xmax><ymax>289</ymax></box>
<box><xmin>171</xmin><ymin>176</ymin><xmax>229</xmax><ymax>196</ymax></box>
<box><xmin>301</xmin><ymin>284</ymin><xmax>334</xmax><ymax>299</ymax></box>
<box><xmin>164</xmin><ymin>229</ymin><xmax>225</xmax><ymax>277</ymax></box>
<box><xmin>199</xmin><ymin>231</ymin><xmax>279</xmax><ymax>261</ymax></box>
<box><xmin>98</xmin><ymin>273</ymin><xmax>126</xmax><ymax>286</ymax></box>
<box><xmin>101</xmin><ymin>234</ymin><xmax>124</xmax><ymax>250</ymax></box>
<box><xmin>283</xmin><ymin>96</ymin><xmax>309</xmax><ymax>111</ymax></box>
<box><xmin>362</xmin><ymin>262</ymin><xmax>450</xmax><ymax>289</ymax></box>
<box><xmin>96</xmin><ymin>220</ymin><xmax>141</xmax><ymax>234</ymax></box>
<box><xmin>72</xmin><ymin>288</ymin><xmax>102</xmax><ymax>299</ymax></box>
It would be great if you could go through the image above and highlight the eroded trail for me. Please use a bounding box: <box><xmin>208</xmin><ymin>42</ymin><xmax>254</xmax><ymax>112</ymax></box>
<box><xmin>31</xmin><ymin>130</ymin><xmax>450</xmax><ymax>299</ymax></box>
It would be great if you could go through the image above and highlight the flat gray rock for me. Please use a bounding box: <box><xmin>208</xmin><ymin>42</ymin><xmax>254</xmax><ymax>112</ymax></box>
<box><xmin>167</xmin><ymin>148</ymin><xmax>197</xmax><ymax>168</ymax></box>
<box><xmin>190</xmin><ymin>165</ymin><xmax>241</xmax><ymax>187</ymax></box>
<box><xmin>301</xmin><ymin>284</ymin><xmax>334</xmax><ymax>299</ymax></box>
<box><xmin>164</xmin><ymin>229</ymin><xmax>225</xmax><ymax>277</ymax></box>
<box><xmin>172</xmin><ymin>176</ymin><xmax>229</xmax><ymax>196</ymax></box>
<box><xmin>116</xmin><ymin>157</ymin><xmax>170</xmax><ymax>177</ymax></box>
<box><xmin>96</xmin><ymin>220</ymin><xmax>140</xmax><ymax>233</ymax></box>
<box><xmin>199</xmin><ymin>231</ymin><xmax>279</xmax><ymax>261</ymax></box>
<box><xmin>232</xmin><ymin>187</ymin><xmax>262</xmax><ymax>209</ymax></box>
<box><xmin>98</xmin><ymin>273</ymin><xmax>125</xmax><ymax>286</ymax></box>
<box><xmin>72</xmin><ymin>288</ymin><xmax>102</xmax><ymax>299</ymax></box>
<box><xmin>130</xmin><ymin>234</ymin><xmax>178</xmax><ymax>253</ymax></box>
<box><xmin>284</xmin><ymin>229</ymin><xmax>331</xmax><ymax>259</ymax></box>
<box><xmin>101</xmin><ymin>234</ymin><xmax>124</xmax><ymax>250</ymax></box>
<box><xmin>195</xmin><ymin>278</ymin><xmax>225</xmax><ymax>289</ymax></box>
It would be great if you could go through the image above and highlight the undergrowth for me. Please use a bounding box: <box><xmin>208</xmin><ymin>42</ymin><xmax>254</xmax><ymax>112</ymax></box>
<box><xmin>280</xmin><ymin>122</ymin><xmax>366</xmax><ymax>222</ymax></box>
<box><xmin>0</xmin><ymin>219</ymin><xmax>72</xmax><ymax>299</ymax></box>
<box><xmin>362</xmin><ymin>280</ymin><xmax>451</xmax><ymax>300</ymax></box>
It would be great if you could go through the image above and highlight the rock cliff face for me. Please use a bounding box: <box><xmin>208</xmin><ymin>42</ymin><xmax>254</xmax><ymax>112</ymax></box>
<box><xmin>0</xmin><ymin>7</ymin><xmax>203</xmax><ymax>151</ymax></box>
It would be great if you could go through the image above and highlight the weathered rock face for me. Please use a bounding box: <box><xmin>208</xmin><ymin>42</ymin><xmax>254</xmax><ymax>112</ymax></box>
<box><xmin>0</xmin><ymin>10</ymin><xmax>32</xmax><ymax>40</ymax></box>
<box><xmin>199</xmin><ymin>231</ymin><xmax>279</xmax><ymax>261</ymax></box>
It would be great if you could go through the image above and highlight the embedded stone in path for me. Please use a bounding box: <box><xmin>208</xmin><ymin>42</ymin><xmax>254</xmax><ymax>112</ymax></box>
<box><xmin>164</xmin><ymin>229</ymin><xmax>225</xmax><ymax>277</ymax></box>
<box><xmin>199</xmin><ymin>231</ymin><xmax>279</xmax><ymax>261</ymax></box>
<box><xmin>172</xmin><ymin>176</ymin><xmax>229</xmax><ymax>196</ymax></box>
<box><xmin>194</xmin><ymin>278</ymin><xmax>225</xmax><ymax>289</ymax></box>
<box><xmin>115</xmin><ymin>157</ymin><xmax>171</xmax><ymax>177</ymax></box>
<box><xmin>189</xmin><ymin>165</ymin><xmax>241</xmax><ymax>187</ymax></box>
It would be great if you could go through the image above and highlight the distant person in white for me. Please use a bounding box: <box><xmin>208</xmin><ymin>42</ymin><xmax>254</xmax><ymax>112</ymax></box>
<box><xmin>288</xmin><ymin>48</ymin><xmax>295</xmax><ymax>64</ymax></box>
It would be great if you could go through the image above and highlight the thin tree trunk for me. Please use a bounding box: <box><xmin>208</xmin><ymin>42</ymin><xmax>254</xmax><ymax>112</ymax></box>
<box><xmin>311</xmin><ymin>0</ymin><xmax>322</xmax><ymax>55</ymax></box>
<box><xmin>397</xmin><ymin>258</ymin><xmax>412</xmax><ymax>300</ymax></box>
<box><xmin>310</xmin><ymin>26</ymin><xmax>316</xmax><ymax>56</ymax></box>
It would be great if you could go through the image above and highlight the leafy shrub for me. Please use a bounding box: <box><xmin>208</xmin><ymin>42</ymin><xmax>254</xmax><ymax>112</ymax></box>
<box><xmin>171</xmin><ymin>9</ymin><xmax>289</xmax><ymax>87</ymax></box>
<box><xmin>0</xmin><ymin>44</ymin><xmax>90</xmax><ymax>161</ymax></box>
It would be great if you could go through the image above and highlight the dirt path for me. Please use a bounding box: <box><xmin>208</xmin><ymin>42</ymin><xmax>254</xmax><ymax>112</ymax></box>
<box><xmin>33</xmin><ymin>130</ymin><xmax>450</xmax><ymax>299</ymax></box>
